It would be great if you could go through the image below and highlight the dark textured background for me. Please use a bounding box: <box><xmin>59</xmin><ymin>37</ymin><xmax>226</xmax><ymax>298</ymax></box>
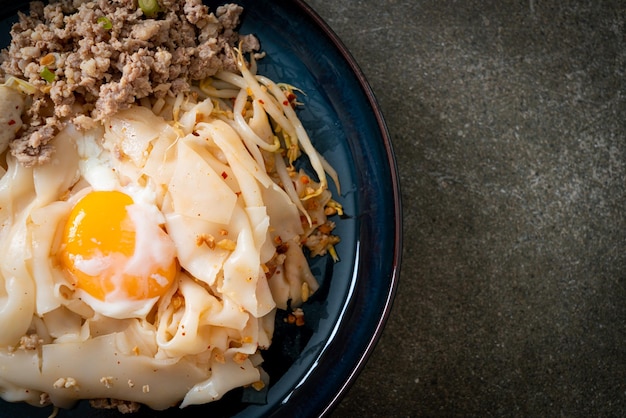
<box><xmin>305</xmin><ymin>1</ymin><xmax>626</xmax><ymax>416</ymax></box>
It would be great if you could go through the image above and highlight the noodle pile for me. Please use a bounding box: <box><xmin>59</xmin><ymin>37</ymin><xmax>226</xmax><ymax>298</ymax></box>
<box><xmin>0</xmin><ymin>45</ymin><xmax>341</xmax><ymax>412</ymax></box>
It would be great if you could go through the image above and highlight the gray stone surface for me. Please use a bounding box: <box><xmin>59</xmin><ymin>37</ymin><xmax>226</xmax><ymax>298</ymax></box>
<box><xmin>304</xmin><ymin>0</ymin><xmax>626</xmax><ymax>416</ymax></box>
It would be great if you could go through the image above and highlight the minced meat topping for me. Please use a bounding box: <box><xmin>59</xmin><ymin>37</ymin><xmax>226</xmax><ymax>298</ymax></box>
<box><xmin>0</xmin><ymin>0</ymin><xmax>259</xmax><ymax>166</ymax></box>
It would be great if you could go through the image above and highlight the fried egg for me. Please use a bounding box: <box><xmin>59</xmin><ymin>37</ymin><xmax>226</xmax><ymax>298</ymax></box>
<box><xmin>57</xmin><ymin>127</ymin><xmax>178</xmax><ymax>319</ymax></box>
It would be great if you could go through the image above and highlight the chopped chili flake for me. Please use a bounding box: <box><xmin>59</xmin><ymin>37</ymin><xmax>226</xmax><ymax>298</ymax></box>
<box><xmin>8</xmin><ymin>120</ymin><xmax>15</xmax><ymax>126</ymax></box>
<box><xmin>39</xmin><ymin>53</ymin><xmax>55</xmax><ymax>66</ymax></box>
<box><xmin>196</xmin><ymin>233</ymin><xmax>215</xmax><ymax>249</ymax></box>
<box><xmin>324</xmin><ymin>206</ymin><xmax>338</xmax><ymax>216</ymax></box>
<box><xmin>233</xmin><ymin>352</ymin><xmax>248</xmax><ymax>364</ymax></box>
<box><xmin>221</xmin><ymin>171</ymin><xmax>228</xmax><ymax>179</ymax></box>
<box><xmin>251</xmin><ymin>381</ymin><xmax>265</xmax><ymax>391</ymax></box>
<box><xmin>216</xmin><ymin>238</ymin><xmax>236</xmax><ymax>251</ymax></box>
<box><xmin>318</xmin><ymin>223</ymin><xmax>333</xmax><ymax>235</ymax></box>
<box><xmin>283</xmin><ymin>100</ymin><xmax>289</xmax><ymax>106</ymax></box>
<box><xmin>258</xmin><ymin>99</ymin><xmax>264</xmax><ymax>105</ymax></box>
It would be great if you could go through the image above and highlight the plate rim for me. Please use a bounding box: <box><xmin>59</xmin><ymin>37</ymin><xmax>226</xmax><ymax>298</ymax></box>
<box><xmin>283</xmin><ymin>1</ymin><xmax>402</xmax><ymax>416</ymax></box>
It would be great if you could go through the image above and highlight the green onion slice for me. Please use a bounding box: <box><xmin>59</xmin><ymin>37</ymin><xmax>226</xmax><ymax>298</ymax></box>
<box><xmin>40</xmin><ymin>66</ymin><xmax>55</xmax><ymax>83</ymax></box>
<box><xmin>97</xmin><ymin>16</ymin><xmax>112</xmax><ymax>30</ymax></box>
<box><xmin>3</xmin><ymin>76</ymin><xmax>37</xmax><ymax>95</ymax></box>
<box><xmin>138</xmin><ymin>0</ymin><xmax>160</xmax><ymax>17</ymax></box>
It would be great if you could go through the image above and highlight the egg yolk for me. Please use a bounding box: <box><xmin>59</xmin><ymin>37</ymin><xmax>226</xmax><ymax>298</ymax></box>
<box><xmin>59</xmin><ymin>190</ymin><xmax>177</xmax><ymax>302</ymax></box>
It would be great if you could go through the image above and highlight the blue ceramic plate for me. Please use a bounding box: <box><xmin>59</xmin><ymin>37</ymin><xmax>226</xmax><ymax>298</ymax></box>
<box><xmin>0</xmin><ymin>0</ymin><xmax>401</xmax><ymax>416</ymax></box>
